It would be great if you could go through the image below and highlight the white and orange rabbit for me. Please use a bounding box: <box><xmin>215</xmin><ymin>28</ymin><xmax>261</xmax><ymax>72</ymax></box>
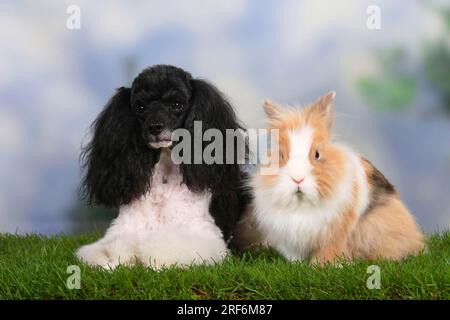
<box><xmin>248</xmin><ymin>91</ymin><xmax>424</xmax><ymax>265</ymax></box>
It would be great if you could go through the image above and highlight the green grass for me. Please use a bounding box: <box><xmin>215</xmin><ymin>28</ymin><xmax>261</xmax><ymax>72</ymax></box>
<box><xmin>0</xmin><ymin>232</ymin><xmax>449</xmax><ymax>299</ymax></box>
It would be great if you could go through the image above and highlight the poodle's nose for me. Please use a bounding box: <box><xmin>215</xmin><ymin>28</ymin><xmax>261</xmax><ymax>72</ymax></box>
<box><xmin>149</xmin><ymin>123</ymin><xmax>164</xmax><ymax>135</ymax></box>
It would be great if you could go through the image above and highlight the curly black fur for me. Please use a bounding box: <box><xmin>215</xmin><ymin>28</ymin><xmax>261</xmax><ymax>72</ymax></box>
<box><xmin>79</xmin><ymin>64</ymin><xmax>249</xmax><ymax>243</ymax></box>
<box><xmin>80</xmin><ymin>87</ymin><xmax>160</xmax><ymax>207</ymax></box>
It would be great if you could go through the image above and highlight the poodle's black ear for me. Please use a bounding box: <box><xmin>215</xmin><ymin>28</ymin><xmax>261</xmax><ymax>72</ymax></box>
<box><xmin>180</xmin><ymin>79</ymin><xmax>245</xmax><ymax>193</ymax></box>
<box><xmin>80</xmin><ymin>87</ymin><xmax>159</xmax><ymax>207</ymax></box>
<box><xmin>181</xmin><ymin>79</ymin><xmax>248</xmax><ymax>242</ymax></box>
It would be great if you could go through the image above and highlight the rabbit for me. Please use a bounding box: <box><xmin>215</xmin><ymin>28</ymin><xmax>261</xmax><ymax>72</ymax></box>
<box><xmin>247</xmin><ymin>91</ymin><xmax>425</xmax><ymax>266</ymax></box>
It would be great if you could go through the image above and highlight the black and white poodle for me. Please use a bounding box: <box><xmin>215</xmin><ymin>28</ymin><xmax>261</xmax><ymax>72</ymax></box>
<box><xmin>76</xmin><ymin>64</ymin><xmax>249</xmax><ymax>269</ymax></box>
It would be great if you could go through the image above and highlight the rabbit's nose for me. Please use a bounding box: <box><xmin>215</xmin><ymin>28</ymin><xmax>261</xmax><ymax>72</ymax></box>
<box><xmin>291</xmin><ymin>177</ymin><xmax>304</xmax><ymax>185</ymax></box>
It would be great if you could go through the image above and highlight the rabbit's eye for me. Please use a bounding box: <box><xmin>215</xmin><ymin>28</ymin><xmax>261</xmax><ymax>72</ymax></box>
<box><xmin>315</xmin><ymin>150</ymin><xmax>320</xmax><ymax>160</ymax></box>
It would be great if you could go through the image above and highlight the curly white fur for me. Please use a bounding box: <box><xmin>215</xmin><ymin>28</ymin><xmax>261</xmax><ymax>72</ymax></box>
<box><xmin>76</xmin><ymin>149</ymin><xmax>228</xmax><ymax>270</ymax></box>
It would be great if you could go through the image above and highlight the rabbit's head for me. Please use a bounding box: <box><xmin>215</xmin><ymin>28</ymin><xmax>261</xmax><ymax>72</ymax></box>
<box><xmin>254</xmin><ymin>91</ymin><xmax>347</xmax><ymax>209</ymax></box>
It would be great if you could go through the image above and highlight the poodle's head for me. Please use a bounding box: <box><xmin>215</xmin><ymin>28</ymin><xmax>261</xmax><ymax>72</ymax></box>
<box><xmin>80</xmin><ymin>64</ymin><xmax>244</xmax><ymax>207</ymax></box>
<box><xmin>130</xmin><ymin>65</ymin><xmax>193</xmax><ymax>149</ymax></box>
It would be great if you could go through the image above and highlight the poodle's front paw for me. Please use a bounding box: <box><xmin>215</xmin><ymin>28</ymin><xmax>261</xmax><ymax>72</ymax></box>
<box><xmin>76</xmin><ymin>240</ymin><xmax>138</xmax><ymax>270</ymax></box>
<box><xmin>76</xmin><ymin>243</ymin><xmax>115</xmax><ymax>270</ymax></box>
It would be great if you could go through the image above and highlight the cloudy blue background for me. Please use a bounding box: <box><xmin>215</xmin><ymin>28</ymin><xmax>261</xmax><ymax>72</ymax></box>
<box><xmin>0</xmin><ymin>0</ymin><xmax>449</xmax><ymax>235</ymax></box>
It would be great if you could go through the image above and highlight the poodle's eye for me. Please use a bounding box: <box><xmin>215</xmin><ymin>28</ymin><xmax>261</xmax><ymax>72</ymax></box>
<box><xmin>315</xmin><ymin>150</ymin><xmax>320</xmax><ymax>160</ymax></box>
<box><xmin>136</xmin><ymin>105</ymin><xmax>146</xmax><ymax>113</ymax></box>
<box><xmin>172</xmin><ymin>102</ymin><xmax>183</xmax><ymax>111</ymax></box>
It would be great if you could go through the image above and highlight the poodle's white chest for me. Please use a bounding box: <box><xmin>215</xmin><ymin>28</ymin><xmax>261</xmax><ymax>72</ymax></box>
<box><xmin>117</xmin><ymin>152</ymin><xmax>216</xmax><ymax>234</ymax></box>
<box><xmin>120</xmin><ymin>170</ymin><xmax>213</xmax><ymax>230</ymax></box>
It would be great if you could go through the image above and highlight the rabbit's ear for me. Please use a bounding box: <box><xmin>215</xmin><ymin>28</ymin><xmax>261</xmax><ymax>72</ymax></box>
<box><xmin>311</xmin><ymin>91</ymin><xmax>336</xmax><ymax>130</ymax></box>
<box><xmin>263</xmin><ymin>99</ymin><xmax>284</xmax><ymax>119</ymax></box>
